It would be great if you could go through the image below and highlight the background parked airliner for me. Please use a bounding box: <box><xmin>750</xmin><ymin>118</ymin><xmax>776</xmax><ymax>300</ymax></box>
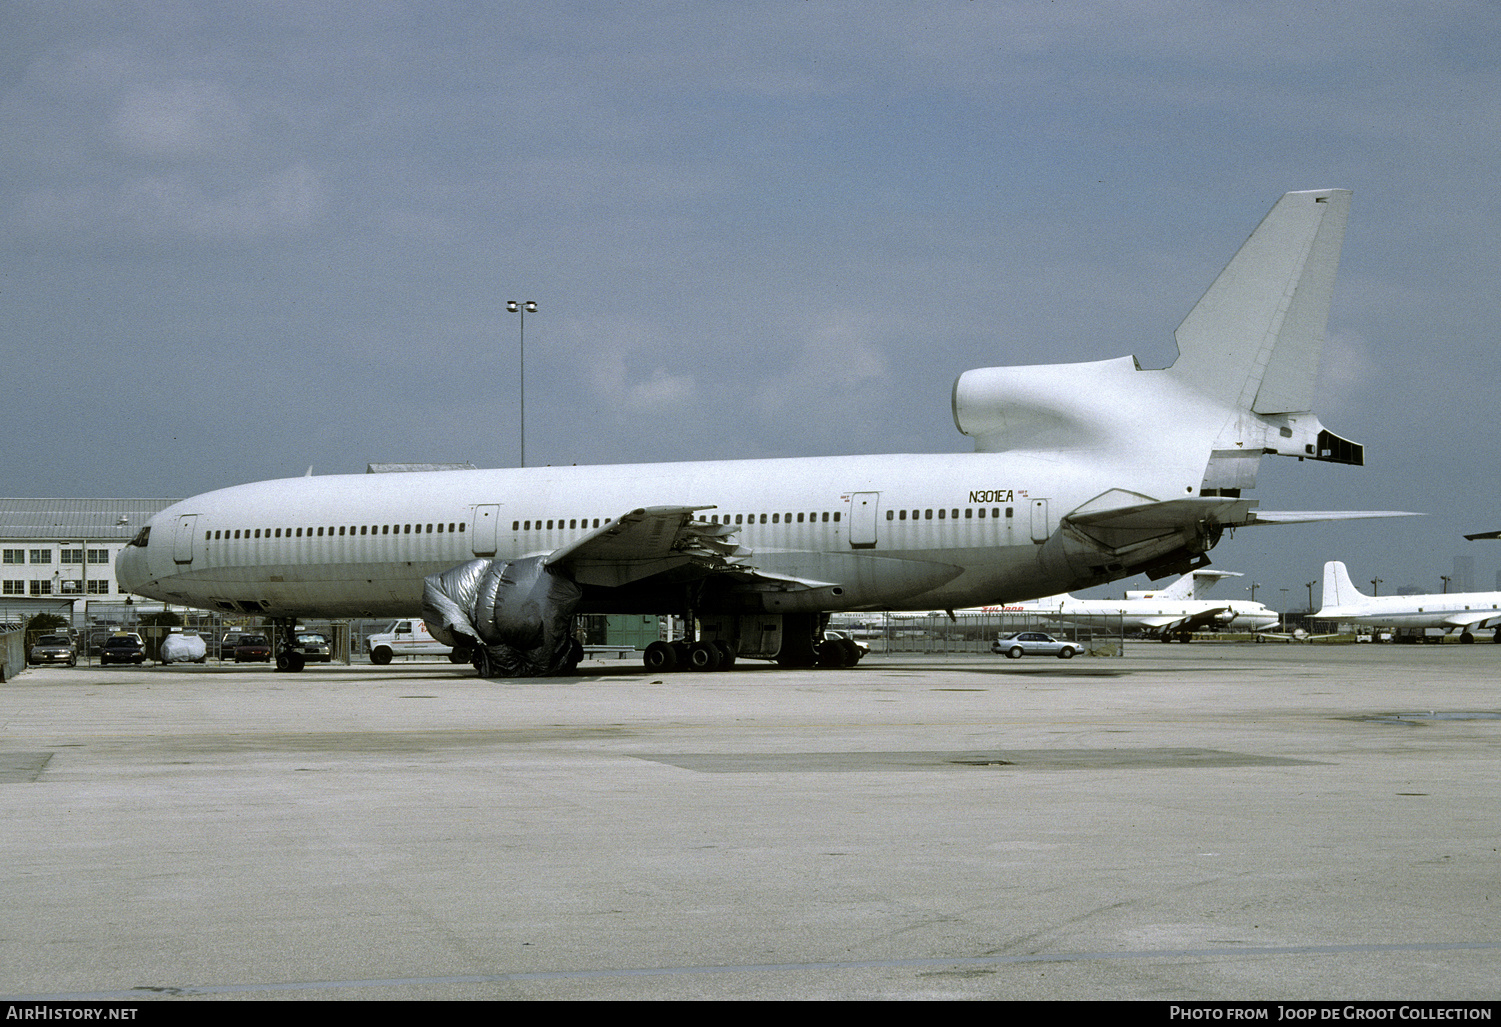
<box><xmin>1005</xmin><ymin>569</ymin><xmax>1279</xmax><ymax>641</ymax></box>
<box><xmin>1314</xmin><ymin>561</ymin><xmax>1501</xmax><ymax>644</ymax></box>
<box><xmin>117</xmin><ymin>189</ymin><xmax>1403</xmax><ymax>675</ymax></box>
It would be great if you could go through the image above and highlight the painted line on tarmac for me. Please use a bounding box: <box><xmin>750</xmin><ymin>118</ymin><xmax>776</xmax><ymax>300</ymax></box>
<box><xmin>9</xmin><ymin>940</ymin><xmax>1501</xmax><ymax>1000</ymax></box>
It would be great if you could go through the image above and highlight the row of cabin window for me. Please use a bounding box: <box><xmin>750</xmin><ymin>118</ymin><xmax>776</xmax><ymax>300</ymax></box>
<box><xmin>888</xmin><ymin>507</ymin><xmax>1014</xmax><ymax>521</ymax></box>
<box><xmin>207</xmin><ymin>522</ymin><xmax>467</xmax><ymax>541</ymax></box>
<box><xmin>513</xmin><ymin>517</ymin><xmax>610</xmax><ymax>530</ymax></box>
<box><xmin>504</xmin><ymin>507</ymin><xmax>1014</xmax><ymax>532</ymax></box>
<box><xmin>711</xmin><ymin>512</ymin><xmax>841</xmax><ymax>525</ymax></box>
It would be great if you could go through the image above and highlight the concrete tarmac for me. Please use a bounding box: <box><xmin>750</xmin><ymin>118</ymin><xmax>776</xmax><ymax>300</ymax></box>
<box><xmin>1</xmin><ymin>644</ymin><xmax>1498</xmax><ymax>1001</ymax></box>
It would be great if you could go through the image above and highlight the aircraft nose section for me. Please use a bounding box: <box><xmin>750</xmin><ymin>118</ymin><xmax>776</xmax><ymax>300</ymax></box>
<box><xmin>115</xmin><ymin>544</ymin><xmax>148</xmax><ymax>594</ymax></box>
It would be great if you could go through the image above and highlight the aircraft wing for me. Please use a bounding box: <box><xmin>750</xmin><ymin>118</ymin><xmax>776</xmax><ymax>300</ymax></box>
<box><xmin>543</xmin><ymin>506</ymin><xmax>753</xmax><ymax>588</ymax></box>
<box><xmin>1166</xmin><ymin>607</ymin><xmax>1229</xmax><ymax>633</ymax></box>
<box><xmin>1440</xmin><ymin>611</ymin><xmax>1501</xmax><ymax>629</ymax></box>
<box><xmin>1133</xmin><ymin>608</ymin><xmax>1228</xmax><ymax>634</ymax></box>
<box><xmin>1463</xmin><ymin>529</ymin><xmax>1501</xmax><ymax>541</ymax></box>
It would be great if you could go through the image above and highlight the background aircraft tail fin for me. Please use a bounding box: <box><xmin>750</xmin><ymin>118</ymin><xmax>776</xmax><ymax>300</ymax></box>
<box><xmin>1169</xmin><ymin>189</ymin><xmax>1350</xmax><ymax>414</ymax></box>
<box><xmin>1320</xmin><ymin>560</ymin><xmax>1366</xmax><ymax>611</ymax></box>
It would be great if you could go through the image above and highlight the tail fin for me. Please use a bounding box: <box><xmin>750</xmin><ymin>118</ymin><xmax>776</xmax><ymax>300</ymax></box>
<box><xmin>1125</xmin><ymin>568</ymin><xmax>1240</xmax><ymax>601</ymax></box>
<box><xmin>1320</xmin><ymin>560</ymin><xmax>1367</xmax><ymax>611</ymax></box>
<box><xmin>1169</xmin><ymin>189</ymin><xmax>1350</xmax><ymax>413</ymax></box>
<box><xmin>1188</xmin><ymin>569</ymin><xmax>1243</xmax><ymax>599</ymax></box>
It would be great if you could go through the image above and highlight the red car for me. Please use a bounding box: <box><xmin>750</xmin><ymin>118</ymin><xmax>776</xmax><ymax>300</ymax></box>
<box><xmin>233</xmin><ymin>634</ymin><xmax>272</xmax><ymax>663</ymax></box>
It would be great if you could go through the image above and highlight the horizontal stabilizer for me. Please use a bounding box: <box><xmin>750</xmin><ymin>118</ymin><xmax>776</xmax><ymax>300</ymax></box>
<box><xmin>1463</xmin><ymin>529</ymin><xmax>1501</xmax><ymax>541</ymax></box>
<box><xmin>1251</xmin><ymin>510</ymin><xmax>1422</xmax><ymax>525</ymax></box>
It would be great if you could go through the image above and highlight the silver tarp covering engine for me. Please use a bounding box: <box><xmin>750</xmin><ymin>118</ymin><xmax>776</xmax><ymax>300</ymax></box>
<box><xmin>421</xmin><ymin>555</ymin><xmax>583</xmax><ymax>677</ymax></box>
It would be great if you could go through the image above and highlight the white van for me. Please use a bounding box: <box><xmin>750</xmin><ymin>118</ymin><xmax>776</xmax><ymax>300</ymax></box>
<box><xmin>365</xmin><ymin>619</ymin><xmax>461</xmax><ymax>665</ymax></box>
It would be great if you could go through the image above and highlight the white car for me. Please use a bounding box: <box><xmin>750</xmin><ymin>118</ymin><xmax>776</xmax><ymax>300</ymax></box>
<box><xmin>992</xmin><ymin>631</ymin><xmax>1085</xmax><ymax>659</ymax></box>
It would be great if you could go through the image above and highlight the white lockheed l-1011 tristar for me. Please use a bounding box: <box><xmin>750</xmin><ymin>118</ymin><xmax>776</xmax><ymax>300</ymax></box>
<box><xmin>118</xmin><ymin>189</ymin><xmax>1408</xmax><ymax>675</ymax></box>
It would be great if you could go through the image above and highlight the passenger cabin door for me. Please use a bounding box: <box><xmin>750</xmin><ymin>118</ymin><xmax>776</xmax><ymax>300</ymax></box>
<box><xmin>1030</xmin><ymin>499</ymin><xmax>1050</xmax><ymax>544</ymax></box>
<box><xmin>849</xmin><ymin>492</ymin><xmax>880</xmax><ymax>550</ymax></box>
<box><xmin>172</xmin><ymin>514</ymin><xmax>197</xmax><ymax>565</ymax></box>
<box><xmin>472</xmin><ymin>504</ymin><xmax>500</xmax><ymax>556</ymax></box>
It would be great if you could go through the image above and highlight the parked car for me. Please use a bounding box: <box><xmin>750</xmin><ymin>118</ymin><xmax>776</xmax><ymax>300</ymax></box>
<box><xmin>160</xmin><ymin>631</ymin><xmax>209</xmax><ymax>664</ymax></box>
<box><xmin>218</xmin><ymin>630</ymin><xmax>257</xmax><ymax>660</ymax></box>
<box><xmin>992</xmin><ymin>631</ymin><xmax>1085</xmax><ymax>659</ymax></box>
<box><xmin>294</xmin><ymin>631</ymin><xmax>332</xmax><ymax>663</ymax></box>
<box><xmin>232</xmin><ymin>634</ymin><xmax>272</xmax><ymax>663</ymax></box>
<box><xmin>100</xmin><ymin>632</ymin><xmax>147</xmax><ymax>665</ymax></box>
<box><xmin>28</xmin><ymin>633</ymin><xmax>77</xmax><ymax>667</ymax></box>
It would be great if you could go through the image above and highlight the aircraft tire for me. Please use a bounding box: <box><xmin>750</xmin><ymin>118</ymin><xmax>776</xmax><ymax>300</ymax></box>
<box><xmin>1460</xmin><ymin>631</ymin><xmax>1475</xmax><ymax>644</ymax></box>
<box><xmin>838</xmin><ymin>638</ymin><xmax>862</xmax><ymax>665</ymax></box>
<box><xmin>643</xmin><ymin>641</ymin><xmax>677</xmax><ymax>673</ymax></box>
<box><xmin>448</xmin><ymin>648</ymin><xmax>470</xmax><ymax>664</ymax></box>
<box><xmin>687</xmin><ymin>641</ymin><xmax>722</xmax><ymax>671</ymax></box>
<box><xmin>816</xmin><ymin>639</ymin><xmax>849</xmax><ymax>668</ymax></box>
<box><xmin>713</xmin><ymin>640</ymin><xmax>737</xmax><ymax>668</ymax></box>
<box><xmin>276</xmin><ymin>649</ymin><xmax>306</xmax><ymax>673</ymax></box>
<box><xmin>370</xmin><ymin>646</ymin><xmax>393</xmax><ymax>666</ymax></box>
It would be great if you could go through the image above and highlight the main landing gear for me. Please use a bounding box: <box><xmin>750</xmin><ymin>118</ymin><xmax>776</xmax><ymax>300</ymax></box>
<box><xmin>640</xmin><ymin>612</ymin><xmax>864</xmax><ymax>672</ymax></box>
<box><xmin>271</xmin><ymin>618</ymin><xmax>306</xmax><ymax>673</ymax></box>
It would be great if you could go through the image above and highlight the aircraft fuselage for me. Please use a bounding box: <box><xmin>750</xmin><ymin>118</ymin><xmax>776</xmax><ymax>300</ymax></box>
<box><xmin>117</xmin><ymin>448</ymin><xmax>1203</xmax><ymax>620</ymax></box>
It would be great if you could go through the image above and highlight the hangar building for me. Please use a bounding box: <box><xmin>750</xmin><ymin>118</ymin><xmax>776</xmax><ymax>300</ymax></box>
<box><xmin>0</xmin><ymin>499</ymin><xmax>179</xmax><ymax>624</ymax></box>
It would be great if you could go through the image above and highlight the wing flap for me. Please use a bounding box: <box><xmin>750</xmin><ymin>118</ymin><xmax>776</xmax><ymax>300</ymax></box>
<box><xmin>545</xmin><ymin>506</ymin><xmax>750</xmax><ymax>588</ymax></box>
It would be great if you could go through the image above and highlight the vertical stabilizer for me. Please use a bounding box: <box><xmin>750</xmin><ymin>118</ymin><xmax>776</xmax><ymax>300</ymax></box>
<box><xmin>1170</xmin><ymin>190</ymin><xmax>1350</xmax><ymax>413</ymax></box>
<box><xmin>1189</xmin><ymin>569</ymin><xmax>1243</xmax><ymax>599</ymax></box>
<box><xmin>1154</xmin><ymin>573</ymin><xmax>1196</xmax><ymax>600</ymax></box>
<box><xmin>1320</xmin><ymin>560</ymin><xmax>1366</xmax><ymax>611</ymax></box>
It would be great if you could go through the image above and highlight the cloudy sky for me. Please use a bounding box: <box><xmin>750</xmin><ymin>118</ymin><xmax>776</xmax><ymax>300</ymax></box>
<box><xmin>4</xmin><ymin>1</ymin><xmax>1498</xmax><ymax>603</ymax></box>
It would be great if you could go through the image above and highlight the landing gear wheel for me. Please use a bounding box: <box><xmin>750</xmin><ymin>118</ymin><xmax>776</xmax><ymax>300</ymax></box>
<box><xmin>816</xmin><ymin>639</ymin><xmax>851</xmax><ymax>668</ymax></box>
<box><xmin>1460</xmin><ymin>631</ymin><xmax>1475</xmax><ymax>644</ymax></box>
<box><xmin>643</xmin><ymin>641</ymin><xmax>678</xmax><ymax>672</ymax></box>
<box><xmin>687</xmin><ymin>641</ymin><xmax>722</xmax><ymax>671</ymax></box>
<box><xmin>448</xmin><ymin>648</ymin><xmax>471</xmax><ymax>664</ymax></box>
<box><xmin>472</xmin><ymin>647</ymin><xmax>494</xmax><ymax>679</ymax></box>
<box><xmin>713</xmin><ymin>640</ymin><xmax>737</xmax><ymax>668</ymax></box>
<box><xmin>276</xmin><ymin>648</ymin><xmax>305</xmax><ymax>672</ymax></box>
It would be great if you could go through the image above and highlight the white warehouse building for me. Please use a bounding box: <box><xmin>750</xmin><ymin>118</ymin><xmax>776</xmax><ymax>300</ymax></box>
<box><xmin>0</xmin><ymin>499</ymin><xmax>180</xmax><ymax>623</ymax></box>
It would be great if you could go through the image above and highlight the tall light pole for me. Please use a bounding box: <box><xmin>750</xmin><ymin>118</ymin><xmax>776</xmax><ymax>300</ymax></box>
<box><xmin>507</xmin><ymin>301</ymin><xmax>537</xmax><ymax>466</ymax></box>
<box><xmin>1306</xmin><ymin>580</ymin><xmax>1316</xmax><ymax>612</ymax></box>
<box><xmin>1441</xmin><ymin>575</ymin><xmax>1451</xmax><ymax>594</ymax></box>
<box><xmin>1370</xmin><ymin>577</ymin><xmax>1382</xmax><ymax>596</ymax></box>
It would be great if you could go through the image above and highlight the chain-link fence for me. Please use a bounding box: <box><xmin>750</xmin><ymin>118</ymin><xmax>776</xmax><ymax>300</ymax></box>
<box><xmin>852</xmin><ymin>611</ymin><xmax>1128</xmax><ymax>655</ymax></box>
<box><xmin>24</xmin><ymin>604</ymin><xmax>374</xmax><ymax>666</ymax></box>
